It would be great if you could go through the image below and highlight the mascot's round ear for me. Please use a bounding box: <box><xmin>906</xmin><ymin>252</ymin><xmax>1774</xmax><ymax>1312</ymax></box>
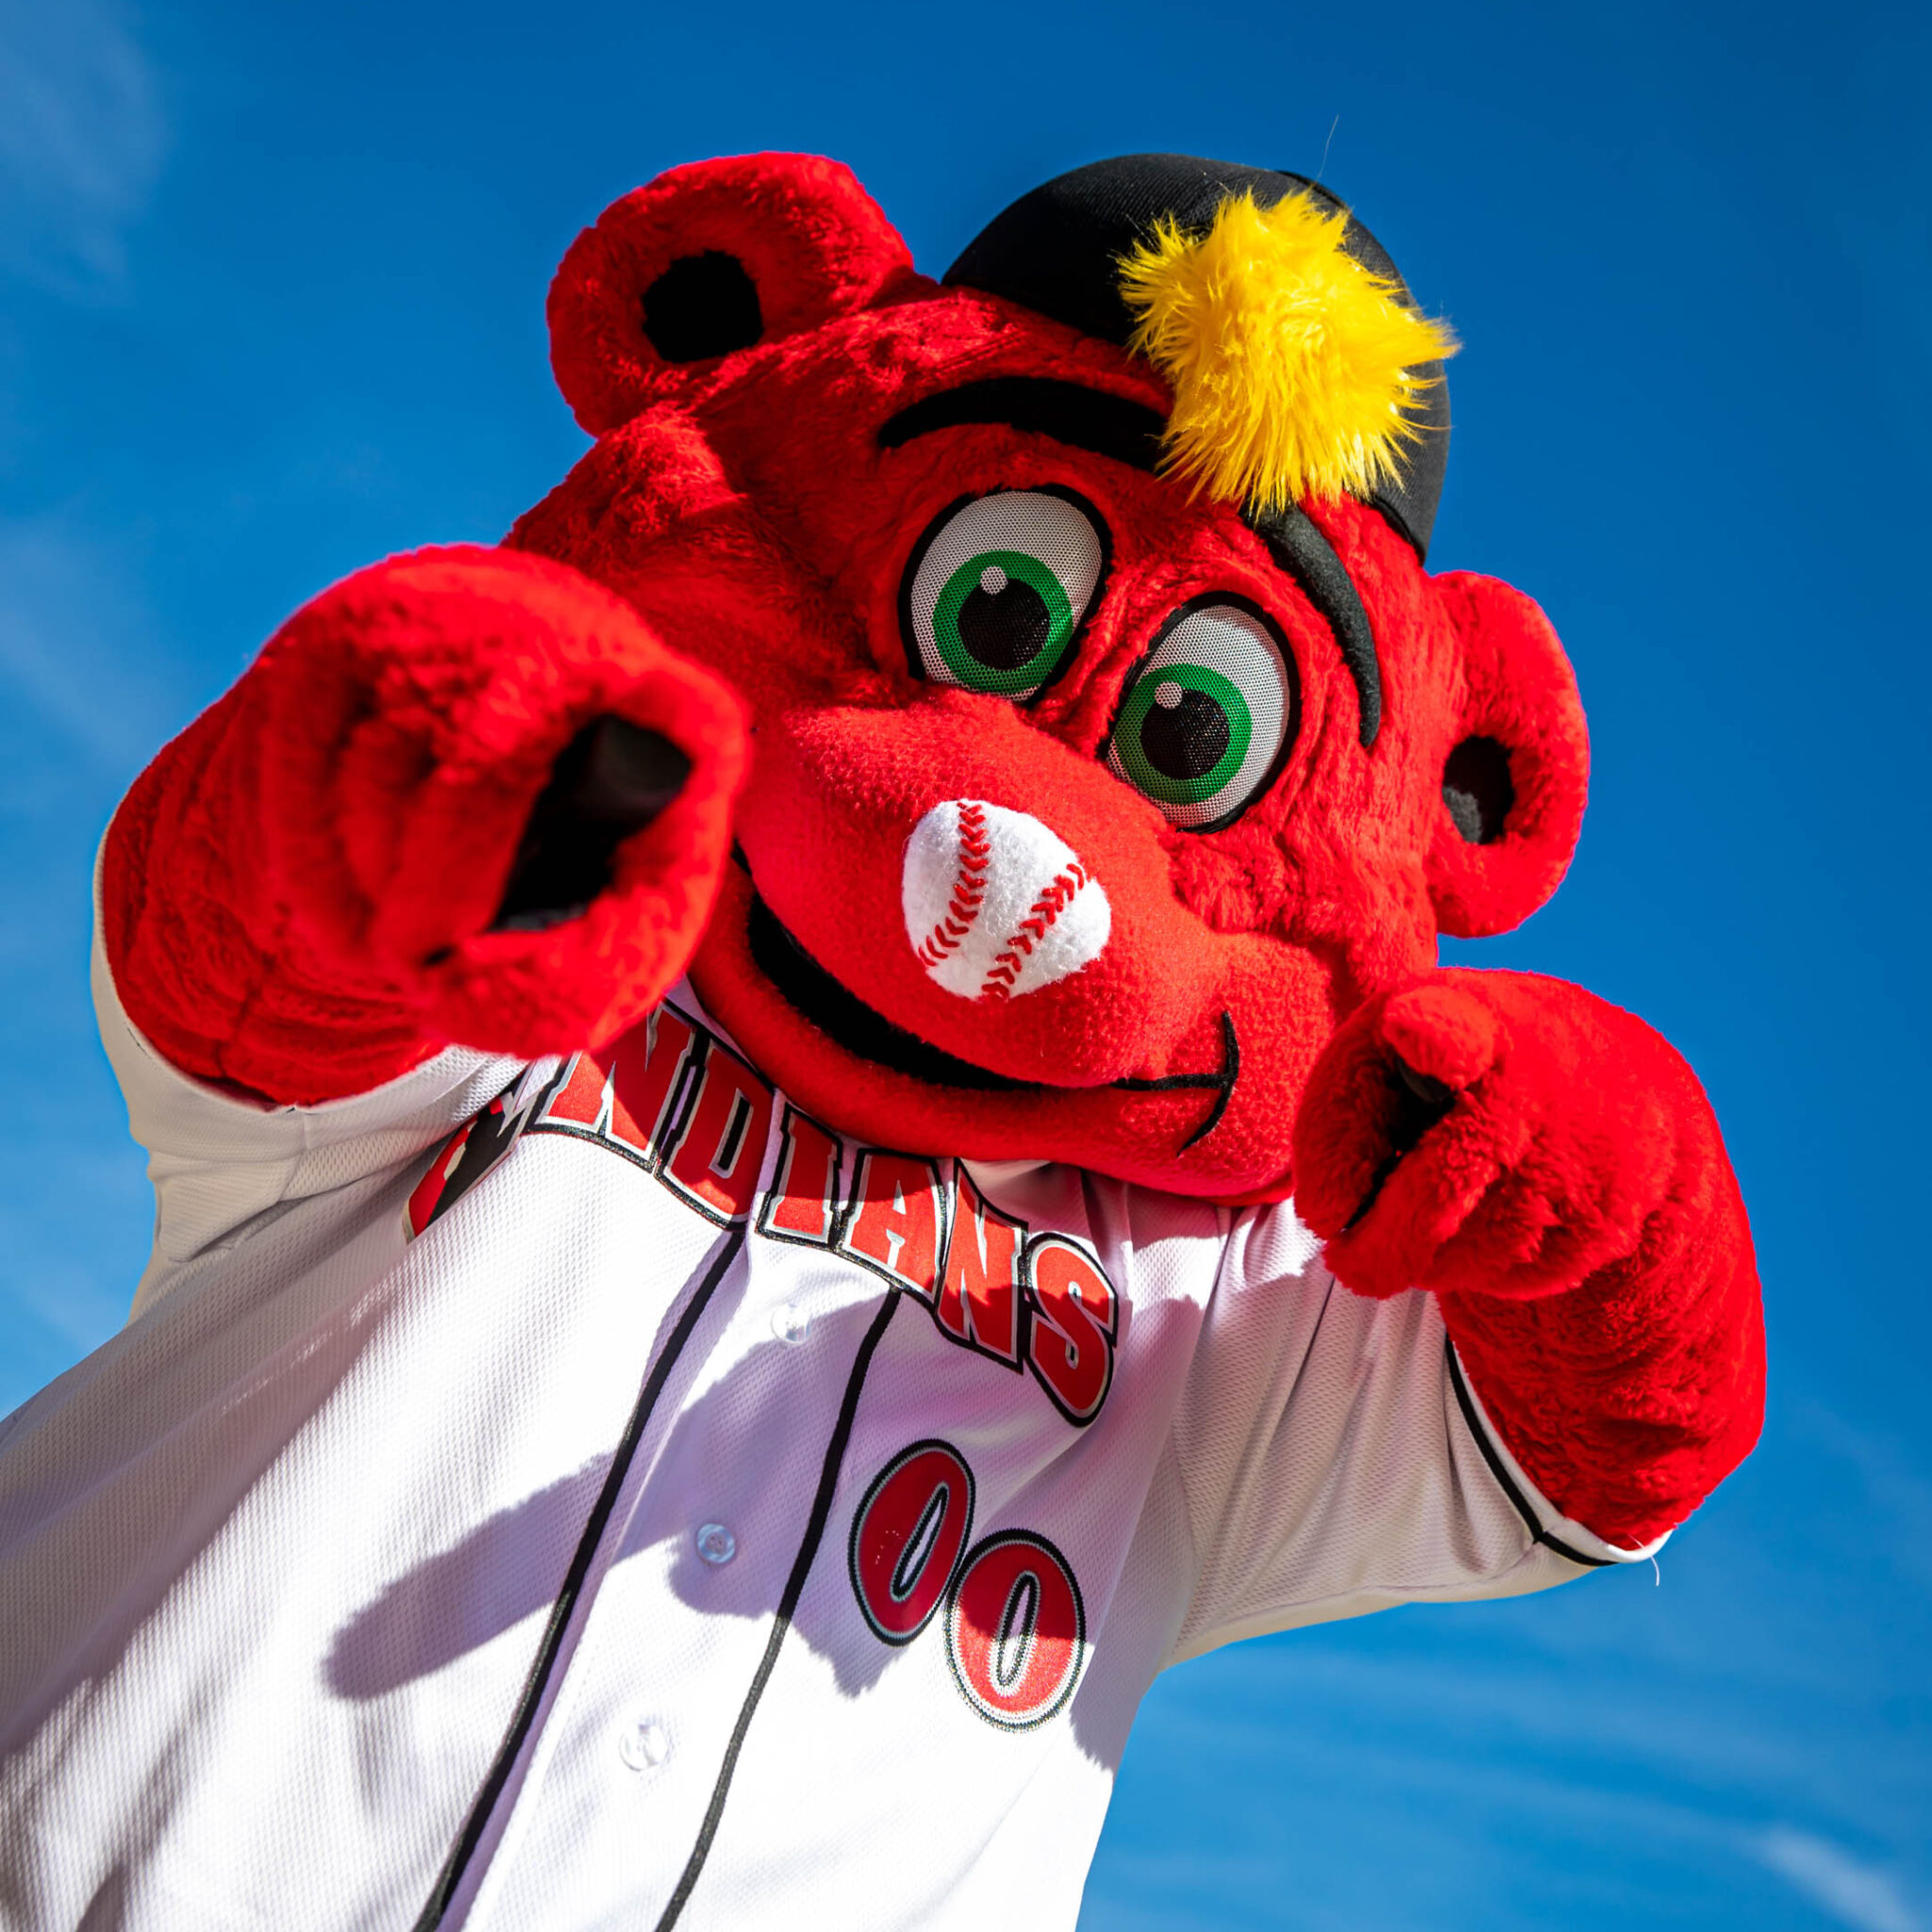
<box><xmin>548</xmin><ymin>153</ymin><xmax>915</xmax><ymax>434</ymax></box>
<box><xmin>1424</xmin><ymin>572</ymin><xmax>1589</xmax><ymax>938</ymax></box>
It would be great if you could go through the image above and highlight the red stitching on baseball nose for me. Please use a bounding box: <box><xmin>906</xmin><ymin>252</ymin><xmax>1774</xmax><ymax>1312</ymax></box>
<box><xmin>915</xmin><ymin>803</ymin><xmax>993</xmax><ymax>969</ymax></box>
<box><xmin>980</xmin><ymin>861</ymin><xmax>1089</xmax><ymax>1002</ymax></box>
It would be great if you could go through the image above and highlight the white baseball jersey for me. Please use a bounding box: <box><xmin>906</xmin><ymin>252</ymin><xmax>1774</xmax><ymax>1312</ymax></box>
<box><xmin>0</xmin><ymin>924</ymin><xmax>1657</xmax><ymax>1931</ymax></box>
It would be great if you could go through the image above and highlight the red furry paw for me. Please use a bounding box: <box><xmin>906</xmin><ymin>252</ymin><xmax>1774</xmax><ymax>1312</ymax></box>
<box><xmin>1291</xmin><ymin>969</ymin><xmax>1764</xmax><ymax>1544</ymax></box>
<box><xmin>106</xmin><ymin>544</ymin><xmax>748</xmax><ymax>1102</ymax></box>
<box><xmin>1291</xmin><ymin>970</ymin><xmax>1685</xmax><ymax>1302</ymax></box>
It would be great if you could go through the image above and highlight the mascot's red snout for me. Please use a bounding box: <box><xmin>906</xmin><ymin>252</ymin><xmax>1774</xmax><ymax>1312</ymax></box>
<box><xmin>732</xmin><ymin>692</ymin><xmax>1222</xmax><ymax>1087</ymax></box>
<box><xmin>900</xmin><ymin>800</ymin><xmax>1110</xmax><ymax>1002</ymax></box>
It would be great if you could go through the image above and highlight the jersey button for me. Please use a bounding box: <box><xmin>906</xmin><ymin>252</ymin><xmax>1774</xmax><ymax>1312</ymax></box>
<box><xmin>695</xmin><ymin>1521</ymin><xmax>738</xmax><ymax>1566</ymax></box>
<box><xmin>771</xmin><ymin>1302</ymin><xmax>810</xmax><ymax>1345</ymax></box>
<box><xmin>618</xmin><ymin>1718</ymin><xmax>671</xmax><ymax>1772</ymax></box>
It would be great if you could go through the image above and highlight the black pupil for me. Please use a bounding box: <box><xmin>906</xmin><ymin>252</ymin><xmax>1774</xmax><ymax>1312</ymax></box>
<box><xmin>1140</xmin><ymin>686</ymin><xmax>1229</xmax><ymax>780</ymax></box>
<box><xmin>958</xmin><ymin>572</ymin><xmax>1052</xmax><ymax>672</ymax></box>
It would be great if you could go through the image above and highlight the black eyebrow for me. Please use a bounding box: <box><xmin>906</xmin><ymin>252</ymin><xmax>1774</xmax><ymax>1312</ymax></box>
<box><xmin>878</xmin><ymin>377</ymin><xmax>1165</xmax><ymax>472</ymax></box>
<box><xmin>1244</xmin><ymin>502</ymin><xmax>1383</xmax><ymax>749</ymax></box>
<box><xmin>879</xmin><ymin>375</ymin><xmax>1383</xmax><ymax>750</ymax></box>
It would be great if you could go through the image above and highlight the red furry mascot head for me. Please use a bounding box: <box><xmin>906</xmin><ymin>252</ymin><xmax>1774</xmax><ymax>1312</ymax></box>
<box><xmin>487</xmin><ymin>152</ymin><xmax>1590</xmax><ymax>1202</ymax></box>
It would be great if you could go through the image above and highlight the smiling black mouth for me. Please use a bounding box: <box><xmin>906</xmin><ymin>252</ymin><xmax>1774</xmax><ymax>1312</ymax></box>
<box><xmin>746</xmin><ymin>891</ymin><xmax>1030</xmax><ymax>1091</ymax></box>
<box><xmin>741</xmin><ymin>881</ymin><xmax>1240</xmax><ymax>1141</ymax></box>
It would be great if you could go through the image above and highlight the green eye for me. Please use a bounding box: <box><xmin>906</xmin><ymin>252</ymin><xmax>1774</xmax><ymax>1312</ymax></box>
<box><xmin>1106</xmin><ymin>600</ymin><xmax>1299</xmax><ymax>831</ymax></box>
<box><xmin>1112</xmin><ymin>663</ymin><xmax>1254</xmax><ymax>806</ymax></box>
<box><xmin>931</xmin><ymin>550</ymin><xmax>1074</xmax><ymax>694</ymax></box>
<box><xmin>903</xmin><ymin>490</ymin><xmax>1107</xmax><ymax>698</ymax></box>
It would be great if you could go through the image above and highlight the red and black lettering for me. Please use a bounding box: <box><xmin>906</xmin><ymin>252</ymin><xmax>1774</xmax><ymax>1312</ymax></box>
<box><xmin>406</xmin><ymin>1061</ymin><xmax>575</xmax><ymax>1239</ymax></box>
<box><xmin>757</xmin><ymin>1106</ymin><xmax>844</xmax><ymax>1250</ymax></box>
<box><xmin>933</xmin><ymin>1167</ymin><xmax>1025</xmax><ymax>1370</ymax></box>
<box><xmin>945</xmin><ymin>1529</ymin><xmax>1088</xmax><ymax>1729</ymax></box>
<box><xmin>532</xmin><ymin>1036</ymin><xmax>1128</xmax><ymax>1431</ymax></box>
<box><xmin>405</xmin><ymin>1119</ymin><xmax>477</xmax><ymax>1238</ymax></box>
<box><xmin>658</xmin><ymin>1039</ymin><xmax>774</xmax><ymax>1225</ymax></box>
<box><xmin>756</xmin><ymin>1146</ymin><xmax>1121</xmax><ymax>1425</ymax></box>
<box><xmin>534</xmin><ymin>1004</ymin><xmax>701</xmax><ymax>1170</ymax></box>
<box><xmin>535</xmin><ymin>1052</ymin><xmax>610</xmax><ymax>1134</ymax></box>
<box><xmin>1022</xmin><ymin>1234</ymin><xmax>1118</xmax><ymax>1426</ymax></box>
<box><xmin>838</xmin><ymin>1150</ymin><xmax>948</xmax><ymax>1300</ymax></box>
<box><xmin>847</xmin><ymin>1440</ymin><xmax>975</xmax><ymax>1645</ymax></box>
<box><xmin>602</xmin><ymin>1006</ymin><xmax>703</xmax><ymax>1164</ymax></box>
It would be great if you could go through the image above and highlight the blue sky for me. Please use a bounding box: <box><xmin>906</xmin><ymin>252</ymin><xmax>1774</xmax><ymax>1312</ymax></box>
<box><xmin>1</xmin><ymin>0</ymin><xmax>1926</xmax><ymax>1924</ymax></box>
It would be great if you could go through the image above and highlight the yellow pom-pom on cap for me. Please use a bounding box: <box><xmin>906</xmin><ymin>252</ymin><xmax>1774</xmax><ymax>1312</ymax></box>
<box><xmin>1117</xmin><ymin>190</ymin><xmax>1457</xmax><ymax>514</ymax></box>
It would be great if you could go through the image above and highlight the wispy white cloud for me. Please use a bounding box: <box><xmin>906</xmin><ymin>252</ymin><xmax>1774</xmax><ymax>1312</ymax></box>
<box><xmin>1133</xmin><ymin>1626</ymin><xmax>1932</xmax><ymax>1921</ymax></box>
<box><xmin>1182</xmin><ymin>1635</ymin><xmax>1845</xmax><ymax>1804</ymax></box>
<box><xmin>1753</xmin><ymin>1826</ymin><xmax>1920</xmax><ymax>1932</ymax></box>
<box><xmin>0</xmin><ymin>515</ymin><xmax>181</xmax><ymax>774</ymax></box>
<box><xmin>3</xmin><ymin>1249</ymin><xmax>125</xmax><ymax>1358</ymax></box>
<box><xmin>1102</xmin><ymin>1653</ymin><xmax>1932</xmax><ymax>1931</ymax></box>
<box><xmin>1796</xmin><ymin>1399</ymin><xmax>1932</xmax><ymax>1592</ymax></box>
<box><xmin>0</xmin><ymin>0</ymin><xmax>166</xmax><ymax>295</ymax></box>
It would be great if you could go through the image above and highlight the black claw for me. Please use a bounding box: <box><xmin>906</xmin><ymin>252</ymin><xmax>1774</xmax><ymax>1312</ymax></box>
<box><xmin>1394</xmin><ymin>1058</ymin><xmax>1454</xmax><ymax>1113</ymax></box>
<box><xmin>1341</xmin><ymin>1056</ymin><xmax>1460</xmax><ymax>1232</ymax></box>
<box><xmin>490</xmin><ymin>717</ymin><xmax>691</xmax><ymax>934</ymax></box>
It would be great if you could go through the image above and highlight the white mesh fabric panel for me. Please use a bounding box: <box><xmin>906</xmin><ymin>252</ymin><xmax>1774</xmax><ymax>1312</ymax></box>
<box><xmin>1167</xmin><ymin>1202</ymin><xmax>1568</xmax><ymax>1663</ymax></box>
<box><xmin>0</xmin><ymin>1135</ymin><xmax>737</xmax><ymax>1931</ymax></box>
<box><xmin>90</xmin><ymin>913</ymin><xmax>524</xmax><ymax>1308</ymax></box>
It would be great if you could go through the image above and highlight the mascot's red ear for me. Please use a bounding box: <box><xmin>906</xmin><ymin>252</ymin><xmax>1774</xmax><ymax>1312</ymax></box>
<box><xmin>1424</xmin><ymin>572</ymin><xmax>1590</xmax><ymax>938</ymax></box>
<box><xmin>548</xmin><ymin>153</ymin><xmax>915</xmax><ymax>435</ymax></box>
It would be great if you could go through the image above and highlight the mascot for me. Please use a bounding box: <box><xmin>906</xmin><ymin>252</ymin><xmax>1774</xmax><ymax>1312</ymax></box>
<box><xmin>0</xmin><ymin>155</ymin><xmax>1763</xmax><ymax>1930</ymax></box>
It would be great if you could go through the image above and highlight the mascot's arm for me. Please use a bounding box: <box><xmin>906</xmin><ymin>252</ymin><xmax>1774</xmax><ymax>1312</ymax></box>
<box><xmin>1291</xmin><ymin>970</ymin><xmax>1764</xmax><ymax>1550</ymax></box>
<box><xmin>102</xmin><ymin>544</ymin><xmax>746</xmax><ymax>1107</ymax></box>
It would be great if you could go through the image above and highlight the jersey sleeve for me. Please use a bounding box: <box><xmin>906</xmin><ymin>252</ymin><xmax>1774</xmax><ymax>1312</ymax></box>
<box><xmin>1164</xmin><ymin>1202</ymin><xmax>1663</xmax><ymax>1665</ymax></box>
<box><xmin>92</xmin><ymin>892</ymin><xmax>526</xmax><ymax>1319</ymax></box>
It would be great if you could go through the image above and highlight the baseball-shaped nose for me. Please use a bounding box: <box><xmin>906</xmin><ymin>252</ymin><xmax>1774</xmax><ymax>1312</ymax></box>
<box><xmin>902</xmin><ymin>800</ymin><xmax>1112</xmax><ymax>1000</ymax></box>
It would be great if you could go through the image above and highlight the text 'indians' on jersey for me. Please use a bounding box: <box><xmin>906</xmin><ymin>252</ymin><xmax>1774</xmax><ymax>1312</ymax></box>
<box><xmin>406</xmin><ymin>999</ymin><xmax>1122</xmax><ymax>1429</ymax></box>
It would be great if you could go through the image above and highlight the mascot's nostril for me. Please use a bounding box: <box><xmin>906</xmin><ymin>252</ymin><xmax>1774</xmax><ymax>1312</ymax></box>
<box><xmin>903</xmin><ymin>799</ymin><xmax>1111</xmax><ymax>1001</ymax></box>
<box><xmin>958</xmin><ymin>567</ymin><xmax>1052</xmax><ymax>673</ymax></box>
